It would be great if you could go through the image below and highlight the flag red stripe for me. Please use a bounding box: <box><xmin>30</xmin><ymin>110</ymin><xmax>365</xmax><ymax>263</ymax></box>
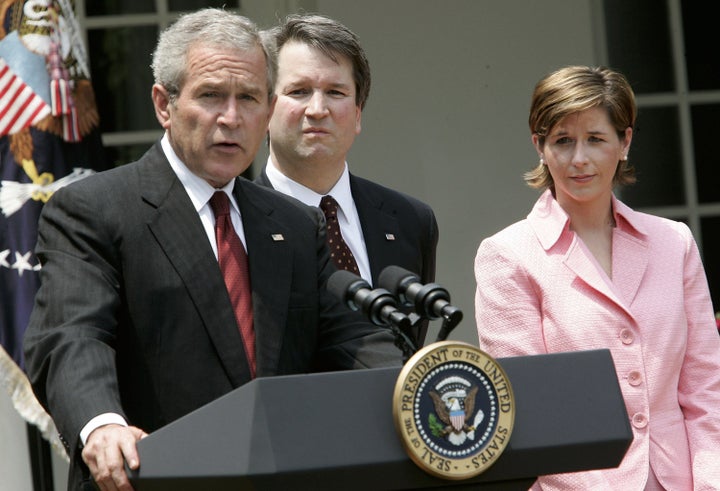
<box><xmin>0</xmin><ymin>85</ymin><xmax>34</xmax><ymax>134</ymax></box>
<box><xmin>0</xmin><ymin>64</ymin><xmax>17</xmax><ymax>102</ymax></box>
<box><xmin>0</xmin><ymin>62</ymin><xmax>49</xmax><ymax>135</ymax></box>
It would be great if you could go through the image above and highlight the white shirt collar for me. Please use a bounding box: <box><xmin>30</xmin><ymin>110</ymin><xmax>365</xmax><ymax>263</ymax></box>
<box><xmin>161</xmin><ymin>133</ymin><xmax>237</xmax><ymax>211</ymax></box>
<box><xmin>265</xmin><ymin>156</ymin><xmax>353</xmax><ymax>214</ymax></box>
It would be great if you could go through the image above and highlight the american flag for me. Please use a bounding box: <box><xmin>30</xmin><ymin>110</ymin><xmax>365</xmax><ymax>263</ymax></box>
<box><xmin>0</xmin><ymin>57</ymin><xmax>51</xmax><ymax>135</ymax></box>
<box><xmin>1</xmin><ymin>0</ymin><xmax>107</xmax><ymax>455</ymax></box>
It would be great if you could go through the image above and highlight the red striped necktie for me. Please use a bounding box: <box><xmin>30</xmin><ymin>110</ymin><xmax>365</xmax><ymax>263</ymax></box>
<box><xmin>209</xmin><ymin>191</ymin><xmax>256</xmax><ymax>377</ymax></box>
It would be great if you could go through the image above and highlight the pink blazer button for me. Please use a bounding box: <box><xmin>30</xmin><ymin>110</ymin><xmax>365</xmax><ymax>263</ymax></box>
<box><xmin>632</xmin><ymin>412</ymin><xmax>648</xmax><ymax>428</ymax></box>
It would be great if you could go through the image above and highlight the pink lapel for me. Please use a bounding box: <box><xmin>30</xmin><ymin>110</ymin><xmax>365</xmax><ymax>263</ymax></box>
<box><xmin>610</xmin><ymin>198</ymin><xmax>649</xmax><ymax>308</ymax></box>
<box><xmin>562</xmin><ymin>237</ymin><xmax>634</xmax><ymax>318</ymax></box>
<box><xmin>528</xmin><ymin>190</ymin><xmax>647</xmax><ymax>320</ymax></box>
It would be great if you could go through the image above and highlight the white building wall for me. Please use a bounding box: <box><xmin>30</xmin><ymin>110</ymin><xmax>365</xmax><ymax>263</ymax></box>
<box><xmin>0</xmin><ymin>1</ymin><xmax>597</xmax><ymax>488</ymax></box>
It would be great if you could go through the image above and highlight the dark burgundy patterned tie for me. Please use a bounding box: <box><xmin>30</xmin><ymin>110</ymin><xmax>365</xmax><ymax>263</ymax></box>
<box><xmin>209</xmin><ymin>191</ymin><xmax>255</xmax><ymax>377</ymax></box>
<box><xmin>319</xmin><ymin>195</ymin><xmax>360</xmax><ymax>275</ymax></box>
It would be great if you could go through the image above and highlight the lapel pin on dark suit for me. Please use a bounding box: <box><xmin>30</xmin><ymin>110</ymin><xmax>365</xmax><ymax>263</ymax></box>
<box><xmin>385</xmin><ymin>234</ymin><xmax>396</xmax><ymax>241</ymax></box>
<box><xmin>271</xmin><ymin>234</ymin><xmax>285</xmax><ymax>241</ymax></box>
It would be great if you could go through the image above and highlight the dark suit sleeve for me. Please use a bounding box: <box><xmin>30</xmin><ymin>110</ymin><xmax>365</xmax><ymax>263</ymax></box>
<box><xmin>23</xmin><ymin>182</ymin><xmax>126</xmax><ymax>454</ymax></box>
<box><xmin>413</xmin><ymin>201</ymin><xmax>439</xmax><ymax>347</ymax></box>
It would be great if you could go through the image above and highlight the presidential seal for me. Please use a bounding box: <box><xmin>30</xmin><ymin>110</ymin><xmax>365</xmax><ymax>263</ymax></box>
<box><xmin>393</xmin><ymin>341</ymin><xmax>515</xmax><ymax>480</ymax></box>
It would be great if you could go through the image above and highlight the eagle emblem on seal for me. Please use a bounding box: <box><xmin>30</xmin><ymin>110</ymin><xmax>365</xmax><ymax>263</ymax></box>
<box><xmin>428</xmin><ymin>376</ymin><xmax>485</xmax><ymax>446</ymax></box>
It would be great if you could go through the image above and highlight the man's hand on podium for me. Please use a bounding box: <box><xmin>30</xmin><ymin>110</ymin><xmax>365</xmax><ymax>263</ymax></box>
<box><xmin>82</xmin><ymin>424</ymin><xmax>148</xmax><ymax>491</ymax></box>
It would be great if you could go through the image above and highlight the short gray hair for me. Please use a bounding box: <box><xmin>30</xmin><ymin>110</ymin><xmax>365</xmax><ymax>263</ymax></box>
<box><xmin>151</xmin><ymin>8</ymin><xmax>276</xmax><ymax>102</ymax></box>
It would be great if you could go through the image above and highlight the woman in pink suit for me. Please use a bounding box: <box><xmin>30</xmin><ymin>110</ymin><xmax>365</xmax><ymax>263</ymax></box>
<box><xmin>474</xmin><ymin>65</ymin><xmax>720</xmax><ymax>490</ymax></box>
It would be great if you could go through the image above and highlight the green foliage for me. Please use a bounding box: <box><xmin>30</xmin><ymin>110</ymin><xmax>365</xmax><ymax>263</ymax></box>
<box><xmin>428</xmin><ymin>413</ymin><xmax>444</xmax><ymax>438</ymax></box>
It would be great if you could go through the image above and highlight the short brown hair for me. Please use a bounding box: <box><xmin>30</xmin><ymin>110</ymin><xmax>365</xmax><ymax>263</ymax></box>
<box><xmin>524</xmin><ymin>65</ymin><xmax>636</xmax><ymax>190</ymax></box>
<box><xmin>266</xmin><ymin>13</ymin><xmax>371</xmax><ymax>109</ymax></box>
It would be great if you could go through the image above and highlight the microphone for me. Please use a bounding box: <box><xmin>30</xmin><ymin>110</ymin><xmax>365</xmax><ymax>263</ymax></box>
<box><xmin>377</xmin><ymin>266</ymin><xmax>463</xmax><ymax>341</ymax></box>
<box><xmin>327</xmin><ymin>270</ymin><xmax>411</xmax><ymax>329</ymax></box>
<box><xmin>327</xmin><ymin>270</ymin><xmax>419</xmax><ymax>360</ymax></box>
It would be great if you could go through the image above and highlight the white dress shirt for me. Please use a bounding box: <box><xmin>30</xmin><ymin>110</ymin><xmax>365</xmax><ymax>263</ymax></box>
<box><xmin>163</xmin><ymin>134</ymin><xmax>246</xmax><ymax>254</ymax></box>
<box><xmin>264</xmin><ymin>157</ymin><xmax>372</xmax><ymax>283</ymax></box>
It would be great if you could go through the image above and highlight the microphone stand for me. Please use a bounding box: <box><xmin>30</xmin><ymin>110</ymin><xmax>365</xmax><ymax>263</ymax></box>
<box><xmin>435</xmin><ymin>314</ymin><xmax>462</xmax><ymax>343</ymax></box>
<box><xmin>390</xmin><ymin>312</ymin><xmax>422</xmax><ymax>363</ymax></box>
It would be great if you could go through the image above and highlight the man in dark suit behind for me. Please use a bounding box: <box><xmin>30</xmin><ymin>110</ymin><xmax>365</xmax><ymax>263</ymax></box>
<box><xmin>23</xmin><ymin>9</ymin><xmax>401</xmax><ymax>491</ymax></box>
<box><xmin>256</xmin><ymin>14</ymin><xmax>439</xmax><ymax>347</ymax></box>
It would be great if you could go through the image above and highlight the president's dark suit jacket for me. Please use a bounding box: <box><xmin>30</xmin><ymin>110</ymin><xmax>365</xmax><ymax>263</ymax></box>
<box><xmin>256</xmin><ymin>167</ymin><xmax>439</xmax><ymax>343</ymax></box>
<box><xmin>23</xmin><ymin>143</ymin><xmax>400</xmax><ymax>490</ymax></box>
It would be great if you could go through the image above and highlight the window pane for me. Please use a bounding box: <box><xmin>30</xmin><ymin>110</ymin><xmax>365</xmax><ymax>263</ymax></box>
<box><xmin>104</xmin><ymin>144</ymin><xmax>154</xmax><ymax>168</ymax></box>
<box><xmin>619</xmin><ymin>107</ymin><xmax>685</xmax><ymax>207</ymax></box>
<box><xmin>690</xmin><ymin>104</ymin><xmax>720</xmax><ymax>204</ymax></box>
<box><xmin>88</xmin><ymin>26</ymin><xmax>159</xmax><ymax>133</ymax></box>
<box><xmin>700</xmin><ymin>217</ymin><xmax>720</xmax><ymax>312</ymax></box>
<box><xmin>682</xmin><ymin>1</ymin><xmax>720</xmax><ymax>91</ymax></box>
<box><xmin>86</xmin><ymin>0</ymin><xmax>154</xmax><ymax>16</ymax></box>
<box><xmin>603</xmin><ymin>0</ymin><xmax>674</xmax><ymax>93</ymax></box>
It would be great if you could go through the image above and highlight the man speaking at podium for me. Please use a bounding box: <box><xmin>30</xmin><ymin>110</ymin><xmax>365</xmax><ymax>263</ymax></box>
<box><xmin>23</xmin><ymin>9</ymin><xmax>401</xmax><ymax>491</ymax></box>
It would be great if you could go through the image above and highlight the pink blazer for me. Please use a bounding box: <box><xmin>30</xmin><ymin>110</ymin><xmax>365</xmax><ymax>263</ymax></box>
<box><xmin>474</xmin><ymin>190</ymin><xmax>720</xmax><ymax>490</ymax></box>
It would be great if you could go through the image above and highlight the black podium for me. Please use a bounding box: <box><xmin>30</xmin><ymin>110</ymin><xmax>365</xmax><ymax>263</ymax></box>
<box><xmin>129</xmin><ymin>349</ymin><xmax>631</xmax><ymax>490</ymax></box>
